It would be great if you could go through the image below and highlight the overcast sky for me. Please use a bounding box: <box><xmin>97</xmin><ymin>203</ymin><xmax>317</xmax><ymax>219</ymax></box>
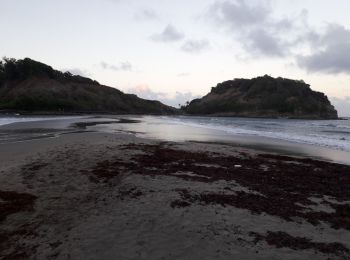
<box><xmin>1</xmin><ymin>0</ymin><xmax>350</xmax><ymax>115</ymax></box>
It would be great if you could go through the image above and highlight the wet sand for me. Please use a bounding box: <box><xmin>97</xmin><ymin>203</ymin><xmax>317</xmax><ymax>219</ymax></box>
<box><xmin>0</xmin><ymin>125</ymin><xmax>349</xmax><ymax>259</ymax></box>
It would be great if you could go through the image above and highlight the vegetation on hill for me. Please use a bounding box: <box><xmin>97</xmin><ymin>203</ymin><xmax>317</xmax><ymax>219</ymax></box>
<box><xmin>0</xmin><ymin>59</ymin><xmax>338</xmax><ymax>119</ymax></box>
<box><xmin>0</xmin><ymin>57</ymin><xmax>98</xmax><ymax>85</ymax></box>
<box><xmin>183</xmin><ymin>75</ymin><xmax>338</xmax><ymax>119</ymax></box>
<box><xmin>0</xmin><ymin>58</ymin><xmax>177</xmax><ymax>114</ymax></box>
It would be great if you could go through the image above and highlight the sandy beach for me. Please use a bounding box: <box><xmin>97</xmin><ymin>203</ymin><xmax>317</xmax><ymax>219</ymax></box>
<box><xmin>0</xmin><ymin>118</ymin><xmax>350</xmax><ymax>260</ymax></box>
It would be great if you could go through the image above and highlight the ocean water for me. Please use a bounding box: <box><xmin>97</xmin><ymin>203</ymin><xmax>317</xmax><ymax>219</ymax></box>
<box><xmin>1</xmin><ymin>114</ymin><xmax>350</xmax><ymax>155</ymax></box>
<box><xmin>139</xmin><ymin>116</ymin><xmax>350</xmax><ymax>152</ymax></box>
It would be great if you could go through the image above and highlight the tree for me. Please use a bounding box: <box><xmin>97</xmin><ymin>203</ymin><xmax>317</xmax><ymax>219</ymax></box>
<box><xmin>0</xmin><ymin>60</ymin><xmax>4</xmax><ymax>83</ymax></box>
<box><xmin>2</xmin><ymin>57</ymin><xmax>18</xmax><ymax>79</ymax></box>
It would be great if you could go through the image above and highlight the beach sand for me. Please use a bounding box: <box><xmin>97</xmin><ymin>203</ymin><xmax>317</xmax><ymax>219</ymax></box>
<box><xmin>0</xmin><ymin>129</ymin><xmax>349</xmax><ymax>259</ymax></box>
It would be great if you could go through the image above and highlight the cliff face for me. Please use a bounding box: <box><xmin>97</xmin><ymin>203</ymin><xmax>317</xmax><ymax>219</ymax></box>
<box><xmin>0</xmin><ymin>58</ymin><xmax>178</xmax><ymax>114</ymax></box>
<box><xmin>184</xmin><ymin>75</ymin><xmax>338</xmax><ymax>119</ymax></box>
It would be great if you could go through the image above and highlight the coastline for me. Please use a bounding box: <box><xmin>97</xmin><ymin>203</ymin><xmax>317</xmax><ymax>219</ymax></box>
<box><xmin>0</xmin><ymin>121</ymin><xmax>349</xmax><ymax>259</ymax></box>
<box><xmin>2</xmin><ymin>110</ymin><xmax>348</xmax><ymax>120</ymax></box>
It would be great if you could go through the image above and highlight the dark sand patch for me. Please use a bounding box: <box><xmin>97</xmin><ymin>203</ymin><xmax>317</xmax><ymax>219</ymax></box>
<box><xmin>25</xmin><ymin>162</ymin><xmax>49</xmax><ymax>172</ymax></box>
<box><xmin>0</xmin><ymin>226</ymin><xmax>39</xmax><ymax>260</ymax></box>
<box><xmin>0</xmin><ymin>190</ymin><xmax>37</xmax><ymax>222</ymax></box>
<box><xmin>82</xmin><ymin>159</ymin><xmax>134</xmax><ymax>183</ymax></box>
<box><xmin>117</xmin><ymin>186</ymin><xmax>144</xmax><ymax>200</ymax></box>
<box><xmin>0</xmin><ymin>191</ymin><xmax>38</xmax><ymax>259</ymax></box>
<box><xmin>72</xmin><ymin>119</ymin><xmax>140</xmax><ymax>129</ymax></box>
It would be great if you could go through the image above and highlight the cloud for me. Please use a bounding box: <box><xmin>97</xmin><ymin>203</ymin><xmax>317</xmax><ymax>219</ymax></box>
<box><xmin>61</xmin><ymin>68</ymin><xmax>91</xmax><ymax>77</ymax></box>
<box><xmin>207</xmin><ymin>0</ymin><xmax>350</xmax><ymax>75</ymax></box>
<box><xmin>151</xmin><ymin>24</ymin><xmax>184</xmax><ymax>42</ymax></box>
<box><xmin>297</xmin><ymin>24</ymin><xmax>350</xmax><ymax>74</ymax></box>
<box><xmin>209</xmin><ymin>0</ymin><xmax>271</xmax><ymax>29</ymax></box>
<box><xmin>181</xmin><ymin>39</ymin><xmax>210</xmax><ymax>53</ymax></box>
<box><xmin>134</xmin><ymin>8</ymin><xmax>159</xmax><ymax>21</ymax></box>
<box><xmin>330</xmin><ymin>97</ymin><xmax>350</xmax><ymax>117</ymax></box>
<box><xmin>245</xmin><ymin>29</ymin><xmax>285</xmax><ymax>57</ymax></box>
<box><xmin>100</xmin><ymin>61</ymin><xmax>132</xmax><ymax>71</ymax></box>
<box><xmin>207</xmin><ymin>0</ymin><xmax>307</xmax><ymax>57</ymax></box>
<box><xmin>127</xmin><ymin>84</ymin><xmax>199</xmax><ymax>107</ymax></box>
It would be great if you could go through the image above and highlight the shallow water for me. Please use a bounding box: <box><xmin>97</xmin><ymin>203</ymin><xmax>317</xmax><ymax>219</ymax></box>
<box><xmin>0</xmin><ymin>115</ymin><xmax>86</xmax><ymax>127</ymax></box>
<box><xmin>0</xmin><ymin>115</ymin><xmax>89</xmax><ymax>144</ymax></box>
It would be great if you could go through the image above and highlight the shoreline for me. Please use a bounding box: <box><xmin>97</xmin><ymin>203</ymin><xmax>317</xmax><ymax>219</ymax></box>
<box><xmin>2</xmin><ymin>111</ymin><xmax>349</xmax><ymax>120</ymax></box>
<box><xmin>1</xmin><ymin>115</ymin><xmax>350</xmax><ymax>166</ymax></box>
<box><xmin>0</xmin><ymin>130</ymin><xmax>349</xmax><ymax>259</ymax></box>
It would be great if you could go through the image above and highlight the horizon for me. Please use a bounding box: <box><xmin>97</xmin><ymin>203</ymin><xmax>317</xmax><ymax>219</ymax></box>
<box><xmin>1</xmin><ymin>0</ymin><xmax>350</xmax><ymax>116</ymax></box>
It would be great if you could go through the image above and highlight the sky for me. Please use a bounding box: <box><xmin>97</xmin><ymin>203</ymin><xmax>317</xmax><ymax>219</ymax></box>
<box><xmin>1</xmin><ymin>0</ymin><xmax>350</xmax><ymax>116</ymax></box>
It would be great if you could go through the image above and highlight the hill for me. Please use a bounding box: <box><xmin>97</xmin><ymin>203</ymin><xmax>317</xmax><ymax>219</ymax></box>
<box><xmin>0</xmin><ymin>57</ymin><xmax>177</xmax><ymax>114</ymax></box>
<box><xmin>183</xmin><ymin>75</ymin><xmax>338</xmax><ymax>119</ymax></box>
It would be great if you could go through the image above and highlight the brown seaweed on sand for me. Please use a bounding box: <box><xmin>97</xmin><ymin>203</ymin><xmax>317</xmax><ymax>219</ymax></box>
<box><xmin>87</xmin><ymin>143</ymin><xmax>350</xmax><ymax>230</ymax></box>
<box><xmin>250</xmin><ymin>231</ymin><xmax>350</xmax><ymax>256</ymax></box>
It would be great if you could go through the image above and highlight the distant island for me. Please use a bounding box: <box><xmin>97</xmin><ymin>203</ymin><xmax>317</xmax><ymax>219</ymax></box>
<box><xmin>183</xmin><ymin>75</ymin><xmax>338</xmax><ymax>119</ymax></box>
<box><xmin>0</xmin><ymin>58</ymin><xmax>338</xmax><ymax>119</ymax></box>
<box><xmin>0</xmin><ymin>58</ymin><xmax>177</xmax><ymax>115</ymax></box>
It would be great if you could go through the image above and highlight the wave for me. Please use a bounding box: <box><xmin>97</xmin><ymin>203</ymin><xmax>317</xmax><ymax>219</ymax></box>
<box><xmin>311</xmin><ymin>123</ymin><xmax>350</xmax><ymax>129</ymax></box>
<box><xmin>162</xmin><ymin>116</ymin><xmax>350</xmax><ymax>152</ymax></box>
